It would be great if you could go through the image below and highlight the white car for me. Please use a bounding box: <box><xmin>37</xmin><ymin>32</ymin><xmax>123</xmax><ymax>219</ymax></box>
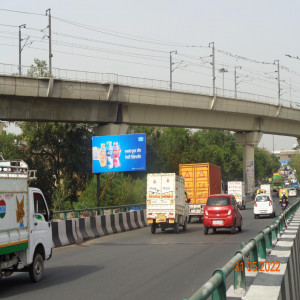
<box><xmin>289</xmin><ymin>188</ymin><xmax>297</xmax><ymax>197</ymax></box>
<box><xmin>254</xmin><ymin>194</ymin><xmax>275</xmax><ymax>219</ymax></box>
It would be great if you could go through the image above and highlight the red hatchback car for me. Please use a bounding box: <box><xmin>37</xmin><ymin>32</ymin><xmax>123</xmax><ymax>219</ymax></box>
<box><xmin>203</xmin><ymin>194</ymin><xmax>242</xmax><ymax>234</ymax></box>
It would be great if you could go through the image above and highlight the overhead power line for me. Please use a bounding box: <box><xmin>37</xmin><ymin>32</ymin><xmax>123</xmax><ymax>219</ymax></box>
<box><xmin>0</xmin><ymin>8</ymin><xmax>45</xmax><ymax>16</ymax></box>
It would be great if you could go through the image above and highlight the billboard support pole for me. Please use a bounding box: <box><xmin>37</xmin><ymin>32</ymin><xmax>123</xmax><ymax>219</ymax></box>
<box><xmin>97</xmin><ymin>173</ymin><xmax>101</xmax><ymax>215</ymax></box>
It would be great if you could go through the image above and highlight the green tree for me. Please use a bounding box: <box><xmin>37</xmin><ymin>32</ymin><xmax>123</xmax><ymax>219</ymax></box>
<box><xmin>0</xmin><ymin>130</ymin><xmax>23</xmax><ymax>160</ymax></box>
<box><xmin>75</xmin><ymin>173</ymin><xmax>146</xmax><ymax>209</ymax></box>
<box><xmin>21</xmin><ymin>122</ymin><xmax>93</xmax><ymax>206</ymax></box>
<box><xmin>27</xmin><ymin>58</ymin><xmax>49</xmax><ymax>77</ymax></box>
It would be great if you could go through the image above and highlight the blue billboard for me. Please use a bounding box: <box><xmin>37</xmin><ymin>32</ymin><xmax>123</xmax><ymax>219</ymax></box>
<box><xmin>92</xmin><ymin>133</ymin><xmax>146</xmax><ymax>173</ymax></box>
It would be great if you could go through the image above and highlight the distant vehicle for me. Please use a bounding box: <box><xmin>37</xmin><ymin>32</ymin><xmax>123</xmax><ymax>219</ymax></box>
<box><xmin>260</xmin><ymin>184</ymin><xmax>271</xmax><ymax>195</ymax></box>
<box><xmin>288</xmin><ymin>188</ymin><xmax>297</xmax><ymax>197</ymax></box>
<box><xmin>227</xmin><ymin>181</ymin><xmax>246</xmax><ymax>209</ymax></box>
<box><xmin>284</xmin><ymin>180</ymin><xmax>290</xmax><ymax>187</ymax></box>
<box><xmin>254</xmin><ymin>194</ymin><xmax>275</xmax><ymax>219</ymax></box>
<box><xmin>203</xmin><ymin>194</ymin><xmax>242</xmax><ymax>234</ymax></box>
<box><xmin>256</xmin><ymin>188</ymin><xmax>266</xmax><ymax>195</ymax></box>
<box><xmin>272</xmin><ymin>173</ymin><xmax>283</xmax><ymax>192</ymax></box>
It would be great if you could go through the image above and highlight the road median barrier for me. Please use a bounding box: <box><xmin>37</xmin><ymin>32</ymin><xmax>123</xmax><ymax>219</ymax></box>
<box><xmin>52</xmin><ymin>208</ymin><xmax>148</xmax><ymax>247</ymax></box>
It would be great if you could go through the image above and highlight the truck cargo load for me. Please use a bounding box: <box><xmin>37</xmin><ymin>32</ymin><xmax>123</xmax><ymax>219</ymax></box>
<box><xmin>146</xmin><ymin>173</ymin><xmax>189</xmax><ymax>234</ymax></box>
<box><xmin>227</xmin><ymin>181</ymin><xmax>246</xmax><ymax>209</ymax></box>
<box><xmin>179</xmin><ymin>163</ymin><xmax>222</xmax><ymax>222</ymax></box>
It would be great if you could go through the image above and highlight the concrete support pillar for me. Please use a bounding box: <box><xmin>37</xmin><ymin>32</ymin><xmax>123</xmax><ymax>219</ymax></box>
<box><xmin>93</xmin><ymin>123</ymin><xmax>128</xmax><ymax>136</ymax></box>
<box><xmin>234</xmin><ymin>131</ymin><xmax>263</xmax><ymax>196</ymax></box>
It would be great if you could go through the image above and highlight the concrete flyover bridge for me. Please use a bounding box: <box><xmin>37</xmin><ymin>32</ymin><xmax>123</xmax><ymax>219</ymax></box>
<box><xmin>1</xmin><ymin>63</ymin><xmax>300</xmax><ymax>194</ymax></box>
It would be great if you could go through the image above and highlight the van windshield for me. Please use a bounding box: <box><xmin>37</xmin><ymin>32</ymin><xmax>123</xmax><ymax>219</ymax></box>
<box><xmin>207</xmin><ymin>197</ymin><xmax>230</xmax><ymax>207</ymax></box>
<box><xmin>256</xmin><ymin>195</ymin><xmax>270</xmax><ymax>202</ymax></box>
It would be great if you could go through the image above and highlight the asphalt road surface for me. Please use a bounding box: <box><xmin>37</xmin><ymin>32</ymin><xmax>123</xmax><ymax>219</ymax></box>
<box><xmin>1</xmin><ymin>196</ymin><xmax>297</xmax><ymax>300</ymax></box>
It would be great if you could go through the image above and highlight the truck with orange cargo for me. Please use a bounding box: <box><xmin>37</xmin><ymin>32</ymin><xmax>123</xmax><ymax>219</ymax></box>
<box><xmin>179</xmin><ymin>163</ymin><xmax>222</xmax><ymax>222</ymax></box>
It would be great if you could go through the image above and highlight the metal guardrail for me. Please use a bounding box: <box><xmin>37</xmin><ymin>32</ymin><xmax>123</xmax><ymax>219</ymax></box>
<box><xmin>53</xmin><ymin>203</ymin><xmax>146</xmax><ymax>220</ymax></box>
<box><xmin>185</xmin><ymin>199</ymin><xmax>300</xmax><ymax>300</ymax></box>
<box><xmin>1</xmin><ymin>62</ymin><xmax>300</xmax><ymax>110</ymax></box>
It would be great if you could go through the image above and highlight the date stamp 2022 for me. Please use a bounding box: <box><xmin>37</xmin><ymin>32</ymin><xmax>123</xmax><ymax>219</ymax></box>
<box><xmin>234</xmin><ymin>261</ymin><xmax>280</xmax><ymax>272</ymax></box>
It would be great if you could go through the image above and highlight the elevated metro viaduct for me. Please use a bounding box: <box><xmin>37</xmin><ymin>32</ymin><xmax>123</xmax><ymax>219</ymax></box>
<box><xmin>1</xmin><ymin>74</ymin><xmax>300</xmax><ymax>195</ymax></box>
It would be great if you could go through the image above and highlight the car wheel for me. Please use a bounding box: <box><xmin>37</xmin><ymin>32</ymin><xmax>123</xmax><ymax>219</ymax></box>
<box><xmin>212</xmin><ymin>228</ymin><xmax>216</xmax><ymax>234</ymax></box>
<box><xmin>204</xmin><ymin>226</ymin><xmax>208</xmax><ymax>235</ymax></box>
<box><xmin>151</xmin><ymin>223</ymin><xmax>156</xmax><ymax>234</ymax></box>
<box><xmin>230</xmin><ymin>221</ymin><xmax>236</xmax><ymax>234</ymax></box>
<box><xmin>183</xmin><ymin>218</ymin><xmax>187</xmax><ymax>231</ymax></box>
<box><xmin>238</xmin><ymin>219</ymin><xmax>242</xmax><ymax>232</ymax></box>
<box><xmin>29</xmin><ymin>253</ymin><xmax>44</xmax><ymax>283</ymax></box>
<box><xmin>174</xmin><ymin>222</ymin><xmax>180</xmax><ymax>234</ymax></box>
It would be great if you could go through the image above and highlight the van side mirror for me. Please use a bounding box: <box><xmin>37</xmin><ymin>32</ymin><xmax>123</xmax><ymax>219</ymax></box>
<box><xmin>49</xmin><ymin>210</ymin><xmax>54</xmax><ymax>221</ymax></box>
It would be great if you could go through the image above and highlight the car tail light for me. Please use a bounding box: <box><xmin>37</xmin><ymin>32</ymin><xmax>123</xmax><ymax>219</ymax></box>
<box><xmin>254</xmin><ymin>201</ymin><xmax>257</xmax><ymax>207</ymax></box>
<box><xmin>204</xmin><ymin>210</ymin><xmax>208</xmax><ymax>216</ymax></box>
<box><xmin>269</xmin><ymin>200</ymin><xmax>272</xmax><ymax>206</ymax></box>
<box><xmin>228</xmin><ymin>209</ymin><xmax>232</xmax><ymax>216</ymax></box>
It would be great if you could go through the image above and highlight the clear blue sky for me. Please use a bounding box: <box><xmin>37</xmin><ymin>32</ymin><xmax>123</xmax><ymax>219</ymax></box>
<box><xmin>1</xmin><ymin>1</ymin><xmax>299</xmax><ymax>151</ymax></box>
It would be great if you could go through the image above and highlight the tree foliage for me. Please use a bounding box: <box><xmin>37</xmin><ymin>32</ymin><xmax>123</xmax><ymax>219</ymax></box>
<box><xmin>27</xmin><ymin>58</ymin><xmax>49</xmax><ymax>77</ymax></box>
<box><xmin>20</xmin><ymin>122</ymin><xmax>93</xmax><ymax>208</ymax></box>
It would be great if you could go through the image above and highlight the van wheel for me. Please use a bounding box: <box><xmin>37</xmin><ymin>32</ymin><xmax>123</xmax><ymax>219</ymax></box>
<box><xmin>183</xmin><ymin>219</ymin><xmax>187</xmax><ymax>231</ymax></box>
<box><xmin>151</xmin><ymin>224</ymin><xmax>156</xmax><ymax>234</ymax></box>
<box><xmin>204</xmin><ymin>226</ymin><xmax>208</xmax><ymax>235</ymax></box>
<box><xmin>174</xmin><ymin>222</ymin><xmax>180</xmax><ymax>234</ymax></box>
<box><xmin>230</xmin><ymin>222</ymin><xmax>236</xmax><ymax>234</ymax></box>
<box><xmin>29</xmin><ymin>253</ymin><xmax>44</xmax><ymax>282</ymax></box>
<box><xmin>238</xmin><ymin>219</ymin><xmax>242</xmax><ymax>232</ymax></box>
<box><xmin>254</xmin><ymin>215</ymin><xmax>259</xmax><ymax>219</ymax></box>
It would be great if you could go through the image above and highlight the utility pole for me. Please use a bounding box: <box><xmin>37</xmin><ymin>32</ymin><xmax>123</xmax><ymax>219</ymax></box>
<box><xmin>18</xmin><ymin>24</ymin><xmax>26</xmax><ymax>76</ymax></box>
<box><xmin>46</xmin><ymin>8</ymin><xmax>52</xmax><ymax>76</ymax></box>
<box><xmin>169</xmin><ymin>50</ymin><xmax>177</xmax><ymax>90</ymax></box>
<box><xmin>234</xmin><ymin>66</ymin><xmax>241</xmax><ymax>98</ymax></box>
<box><xmin>274</xmin><ymin>60</ymin><xmax>280</xmax><ymax>106</ymax></box>
<box><xmin>209</xmin><ymin>42</ymin><xmax>215</xmax><ymax>95</ymax></box>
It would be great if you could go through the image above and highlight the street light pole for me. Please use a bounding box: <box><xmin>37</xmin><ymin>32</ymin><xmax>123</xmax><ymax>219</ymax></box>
<box><xmin>18</xmin><ymin>24</ymin><xmax>26</xmax><ymax>76</ymax></box>
<box><xmin>219</xmin><ymin>68</ymin><xmax>228</xmax><ymax>96</ymax></box>
<box><xmin>209</xmin><ymin>42</ymin><xmax>215</xmax><ymax>96</ymax></box>
<box><xmin>274</xmin><ymin>60</ymin><xmax>280</xmax><ymax>106</ymax></box>
<box><xmin>169</xmin><ymin>50</ymin><xmax>177</xmax><ymax>90</ymax></box>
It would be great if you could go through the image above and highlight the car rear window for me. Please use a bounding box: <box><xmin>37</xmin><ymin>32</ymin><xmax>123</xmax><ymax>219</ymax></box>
<box><xmin>256</xmin><ymin>195</ymin><xmax>270</xmax><ymax>202</ymax></box>
<box><xmin>207</xmin><ymin>197</ymin><xmax>230</xmax><ymax>206</ymax></box>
